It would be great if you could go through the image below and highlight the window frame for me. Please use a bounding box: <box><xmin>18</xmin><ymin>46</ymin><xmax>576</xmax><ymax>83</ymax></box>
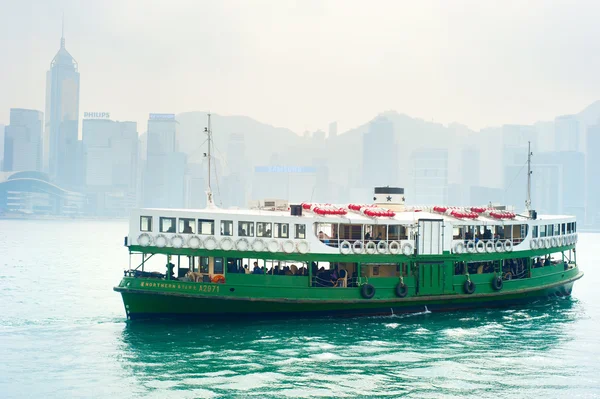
<box><xmin>199</xmin><ymin>257</ymin><xmax>209</xmax><ymax>273</ymax></box>
<box><xmin>179</xmin><ymin>218</ymin><xmax>196</xmax><ymax>234</ymax></box>
<box><xmin>214</xmin><ymin>257</ymin><xmax>224</xmax><ymax>274</ymax></box>
<box><xmin>274</xmin><ymin>223</ymin><xmax>289</xmax><ymax>238</ymax></box>
<box><xmin>238</xmin><ymin>221</ymin><xmax>255</xmax><ymax>237</ymax></box>
<box><xmin>140</xmin><ymin>216</ymin><xmax>153</xmax><ymax>232</ymax></box>
<box><xmin>295</xmin><ymin>224</ymin><xmax>306</xmax><ymax>239</ymax></box>
<box><xmin>221</xmin><ymin>220</ymin><xmax>233</xmax><ymax>236</ymax></box>
<box><xmin>257</xmin><ymin>222</ymin><xmax>272</xmax><ymax>238</ymax></box>
<box><xmin>198</xmin><ymin>219</ymin><xmax>215</xmax><ymax>235</ymax></box>
<box><xmin>159</xmin><ymin>217</ymin><xmax>176</xmax><ymax>233</ymax></box>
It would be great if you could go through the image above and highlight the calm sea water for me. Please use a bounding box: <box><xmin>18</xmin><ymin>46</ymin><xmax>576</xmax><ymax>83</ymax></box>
<box><xmin>0</xmin><ymin>220</ymin><xmax>599</xmax><ymax>399</ymax></box>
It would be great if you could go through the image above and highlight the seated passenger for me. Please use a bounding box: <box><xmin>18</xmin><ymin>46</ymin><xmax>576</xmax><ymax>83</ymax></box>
<box><xmin>544</xmin><ymin>257</ymin><xmax>551</xmax><ymax>266</ymax></box>
<box><xmin>318</xmin><ymin>231</ymin><xmax>330</xmax><ymax>243</ymax></box>
<box><xmin>252</xmin><ymin>263</ymin><xmax>262</xmax><ymax>274</ymax></box>
<box><xmin>166</xmin><ymin>225</ymin><xmax>176</xmax><ymax>233</ymax></box>
<box><xmin>182</xmin><ymin>221</ymin><xmax>193</xmax><ymax>234</ymax></box>
<box><xmin>375</xmin><ymin>233</ymin><xmax>382</xmax><ymax>242</ymax></box>
<box><xmin>483</xmin><ymin>229</ymin><xmax>492</xmax><ymax>240</ymax></box>
<box><xmin>365</xmin><ymin>232</ymin><xmax>371</xmax><ymax>240</ymax></box>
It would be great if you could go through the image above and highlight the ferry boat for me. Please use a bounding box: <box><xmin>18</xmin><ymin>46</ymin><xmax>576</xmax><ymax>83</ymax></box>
<box><xmin>114</xmin><ymin>123</ymin><xmax>583</xmax><ymax>320</ymax></box>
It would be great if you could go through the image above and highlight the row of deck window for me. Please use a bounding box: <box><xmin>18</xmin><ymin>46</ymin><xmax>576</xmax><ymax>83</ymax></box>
<box><xmin>140</xmin><ymin>216</ymin><xmax>307</xmax><ymax>239</ymax></box>
<box><xmin>532</xmin><ymin>222</ymin><xmax>576</xmax><ymax>238</ymax></box>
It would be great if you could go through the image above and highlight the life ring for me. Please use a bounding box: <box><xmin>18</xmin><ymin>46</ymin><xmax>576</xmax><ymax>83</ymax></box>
<box><xmin>504</xmin><ymin>240</ymin><xmax>513</xmax><ymax>252</ymax></box>
<box><xmin>340</xmin><ymin>240</ymin><xmax>352</xmax><ymax>255</ymax></box>
<box><xmin>389</xmin><ymin>241</ymin><xmax>401</xmax><ymax>255</ymax></box>
<box><xmin>376</xmin><ymin>241</ymin><xmax>388</xmax><ymax>254</ymax></box>
<box><xmin>562</xmin><ymin>236</ymin><xmax>567</xmax><ymax>246</ymax></box>
<box><xmin>402</xmin><ymin>243</ymin><xmax>413</xmax><ymax>256</ymax></box>
<box><xmin>551</xmin><ymin>237</ymin><xmax>558</xmax><ymax>247</ymax></box>
<box><xmin>365</xmin><ymin>241</ymin><xmax>377</xmax><ymax>254</ymax></box>
<box><xmin>454</xmin><ymin>242</ymin><xmax>465</xmax><ymax>254</ymax></box>
<box><xmin>187</xmin><ymin>235</ymin><xmax>202</xmax><ymax>249</ymax></box>
<box><xmin>171</xmin><ymin>235</ymin><xmax>184</xmax><ymax>248</ymax></box>
<box><xmin>530</xmin><ymin>239</ymin><xmax>537</xmax><ymax>250</ymax></box>
<box><xmin>485</xmin><ymin>241</ymin><xmax>495</xmax><ymax>253</ymax></box>
<box><xmin>463</xmin><ymin>280</ymin><xmax>476</xmax><ymax>294</ymax></box>
<box><xmin>361</xmin><ymin>284</ymin><xmax>376</xmax><ymax>299</ymax></box>
<box><xmin>211</xmin><ymin>275</ymin><xmax>225</xmax><ymax>284</ymax></box>
<box><xmin>267</xmin><ymin>239</ymin><xmax>279</xmax><ymax>253</ymax></box>
<box><xmin>466</xmin><ymin>241</ymin><xmax>476</xmax><ymax>253</ymax></box>
<box><xmin>236</xmin><ymin>238</ymin><xmax>250</xmax><ymax>251</ymax></box>
<box><xmin>204</xmin><ymin>236</ymin><xmax>218</xmax><ymax>250</ymax></box>
<box><xmin>220</xmin><ymin>237</ymin><xmax>234</xmax><ymax>251</ymax></box>
<box><xmin>395</xmin><ymin>282</ymin><xmax>408</xmax><ymax>298</ymax></box>
<box><xmin>495</xmin><ymin>240</ymin><xmax>505</xmax><ymax>252</ymax></box>
<box><xmin>137</xmin><ymin>233</ymin><xmax>152</xmax><ymax>247</ymax></box>
<box><xmin>491</xmin><ymin>276</ymin><xmax>503</xmax><ymax>291</ymax></box>
<box><xmin>546</xmin><ymin>238</ymin><xmax>552</xmax><ymax>248</ymax></box>
<box><xmin>155</xmin><ymin>234</ymin><xmax>167</xmax><ymax>248</ymax></box>
<box><xmin>297</xmin><ymin>241</ymin><xmax>310</xmax><ymax>254</ymax></box>
<box><xmin>476</xmin><ymin>241</ymin><xmax>485</xmax><ymax>253</ymax></box>
<box><xmin>353</xmin><ymin>240</ymin><xmax>364</xmax><ymax>254</ymax></box>
<box><xmin>252</xmin><ymin>239</ymin><xmax>266</xmax><ymax>252</ymax></box>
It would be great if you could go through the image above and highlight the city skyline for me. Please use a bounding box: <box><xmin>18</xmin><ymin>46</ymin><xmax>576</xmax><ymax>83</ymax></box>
<box><xmin>1</xmin><ymin>1</ymin><xmax>600</xmax><ymax>134</ymax></box>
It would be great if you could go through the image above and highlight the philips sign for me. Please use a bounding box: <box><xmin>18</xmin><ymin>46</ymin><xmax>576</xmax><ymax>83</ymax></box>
<box><xmin>149</xmin><ymin>113</ymin><xmax>175</xmax><ymax>120</ymax></box>
<box><xmin>84</xmin><ymin>112</ymin><xmax>110</xmax><ymax>119</ymax></box>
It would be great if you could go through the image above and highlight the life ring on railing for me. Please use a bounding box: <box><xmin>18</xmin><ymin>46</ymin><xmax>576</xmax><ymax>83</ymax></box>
<box><xmin>267</xmin><ymin>239</ymin><xmax>279</xmax><ymax>253</ymax></box>
<box><xmin>353</xmin><ymin>240</ymin><xmax>364</xmax><ymax>254</ymax></box>
<box><xmin>485</xmin><ymin>241</ymin><xmax>495</xmax><ymax>253</ymax></box>
<box><xmin>495</xmin><ymin>240</ymin><xmax>505</xmax><ymax>252</ymax></box>
<box><xmin>204</xmin><ymin>236</ymin><xmax>218</xmax><ymax>250</ymax></box>
<box><xmin>137</xmin><ymin>233</ymin><xmax>152</xmax><ymax>247</ymax></box>
<box><xmin>236</xmin><ymin>237</ymin><xmax>250</xmax><ymax>251</ymax></box>
<box><xmin>187</xmin><ymin>235</ymin><xmax>202</xmax><ymax>249</ymax></box>
<box><xmin>530</xmin><ymin>239</ymin><xmax>537</xmax><ymax>250</ymax></box>
<box><xmin>546</xmin><ymin>237</ymin><xmax>552</xmax><ymax>248</ymax></box>
<box><xmin>171</xmin><ymin>235</ymin><xmax>184</xmax><ymax>248</ymax></box>
<box><xmin>562</xmin><ymin>236</ymin><xmax>567</xmax><ymax>246</ymax></box>
<box><xmin>463</xmin><ymin>280</ymin><xmax>476</xmax><ymax>294</ymax></box>
<box><xmin>365</xmin><ymin>241</ymin><xmax>377</xmax><ymax>254</ymax></box>
<box><xmin>454</xmin><ymin>242</ymin><xmax>465</xmax><ymax>254</ymax></box>
<box><xmin>377</xmin><ymin>241</ymin><xmax>388</xmax><ymax>254</ymax></box>
<box><xmin>466</xmin><ymin>241</ymin><xmax>476</xmax><ymax>253</ymax></box>
<box><xmin>282</xmin><ymin>240</ymin><xmax>295</xmax><ymax>253</ymax></box>
<box><xmin>402</xmin><ymin>242</ymin><xmax>413</xmax><ymax>256</ymax></box>
<box><xmin>476</xmin><ymin>241</ymin><xmax>485</xmax><ymax>253</ymax></box>
<box><xmin>395</xmin><ymin>282</ymin><xmax>408</xmax><ymax>298</ymax></box>
<box><xmin>361</xmin><ymin>284</ymin><xmax>376</xmax><ymax>299</ymax></box>
<box><xmin>252</xmin><ymin>239</ymin><xmax>266</xmax><ymax>252</ymax></box>
<box><xmin>340</xmin><ymin>240</ymin><xmax>352</xmax><ymax>255</ymax></box>
<box><xmin>551</xmin><ymin>237</ymin><xmax>558</xmax><ymax>247</ymax></box>
<box><xmin>220</xmin><ymin>237</ymin><xmax>234</xmax><ymax>251</ymax></box>
<box><xmin>504</xmin><ymin>240</ymin><xmax>513</xmax><ymax>252</ymax></box>
<box><xmin>155</xmin><ymin>234</ymin><xmax>167</xmax><ymax>248</ymax></box>
<box><xmin>211</xmin><ymin>275</ymin><xmax>225</xmax><ymax>284</ymax></box>
<box><xmin>297</xmin><ymin>241</ymin><xmax>310</xmax><ymax>254</ymax></box>
<box><xmin>389</xmin><ymin>241</ymin><xmax>401</xmax><ymax>255</ymax></box>
<box><xmin>491</xmin><ymin>276</ymin><xmax>503</xmax><ymax>291</ymax></box>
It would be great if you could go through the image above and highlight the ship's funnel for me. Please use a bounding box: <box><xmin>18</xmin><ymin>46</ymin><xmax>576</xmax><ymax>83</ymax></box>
<box><xmin>373</xmin><ymin>186</ymin><xmax>405</xmax><ymax>211</ymax></box>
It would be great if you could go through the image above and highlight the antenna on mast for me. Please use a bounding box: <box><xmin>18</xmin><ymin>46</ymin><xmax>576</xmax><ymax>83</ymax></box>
<box><xmin>526</xmin><ymin>141</ymin><xmax>532</xmax><ymax>213</ymax></box>
<box><xmin>204</xmin><ymin>113</ymin><xmax>216</xmax><ymax>208</ymax></box>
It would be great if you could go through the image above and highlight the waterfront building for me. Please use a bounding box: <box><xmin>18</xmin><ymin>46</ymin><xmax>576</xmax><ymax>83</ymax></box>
<box><xmin>44</xmin><ymin>26</ymin><xmax>80</xmax><ymax>188</ymax></box>
<box><xmin>409</xmin><ymin>148</ymin><xmax>448</xmax><ymax>205</ymax></box>
<box><xmin>362</xmin><ymin>116</ymin><xmax>397</xmax><ymax>188</ymax></box>
<box><xmin>3</xmin><ymin>109</ymin><xmax>43</xmax><ymax>172</ymax></box>
<box><xmin>328</xmin><ymin>121</ymin><xmax>338</xmax><ymax>139</ymax></box>
<box><xmin>554</xmin><ymin>115</ymin><xmax>580</xmax><ymax>152</ymax></box>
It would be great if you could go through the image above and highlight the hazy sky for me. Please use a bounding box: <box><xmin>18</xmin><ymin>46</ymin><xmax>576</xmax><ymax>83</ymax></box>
<box><xmin>1</xmin><ymin>0</ymin><xmax>599</xmax><ymax>134</ymax></box>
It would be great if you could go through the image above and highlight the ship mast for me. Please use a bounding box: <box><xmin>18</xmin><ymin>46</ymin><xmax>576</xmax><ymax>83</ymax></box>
<box><xmin>205</xmin><ymin>113</ymin><xmax>216</xmax><ymax>208</ymax></box>
<box><xmin>526</xmin><ymin>141</ymin><xmax>532</xmax><ymax>212</ymax></box>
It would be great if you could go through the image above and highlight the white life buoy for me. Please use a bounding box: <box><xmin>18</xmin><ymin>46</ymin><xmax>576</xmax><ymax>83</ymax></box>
<box><xmin>187</xmin><ymin>235</ymin><xmax>202</xmax><ymax>249</ymax></box>
<box><xmin>495</xmin><ymin>240</ymin><xmax>505</xmax><ymax>252</ymax></box>
<box><xmin>137</xmin><ymin>233</ymin><xmax>152</xmax><ymax>247</ymax></box>
<box><xmin>504</xmin><ymin>239</ymin><xmax>513</xmax><ymax>252</ymax></box>
<box><xmin>236</xmin><ymin>237</ymin><xmax>250</xmax><ymax>251</ymax></box>
<box><xmin>171</xmin><ymin>235</ymin><xmax>184</xmax><ymax>248</ymax></box>
<box><xmin>454</xmin><ymin>242</ymin><xmax>465</xmax><ymax>254</ymax></box>
<box><xmin>530</xmin><ymin>239</ymin><xmax>537</xmax><ymax>250</ymax></box>
<box><xmin>267</xmin><ymin>239</ymin><xmax>279</xmax><ymax>253</ymax></box>
<box><xmin>377</xmin><ymin>241</ymin><xmax>388</xmax><ymax>254</ymax></box>
<box><xmin>297</xmin><ymin>240</ymin><xmax>310</xmax><ymax>254</ymax></box>
<box><xmin>545</xmin><ymin>237</ymin><xmax>551</xmax><ymax>248</ymax></box>
<box><xmin>353</xmin><ymin>240</ymin><xmax>364</xmax><ymax>254</ymax></box>
<box><xmin>476</xmin><ymin>240</ymin><xmax>485</xmax><ymax>253</ymax></box>
<box><xmin>551</xmin><ymin>237</ymin><xmax>558</xmax><ymax>247</ymax></box>
<box><xmin>282</xmin><ymin>240</ymin><xmax>295</xmax><ymax>253</ymax></box>
<box><xmin>340</xmin><ymin>240</ymin><xmax>352</xmax><ymax>255</ymax></box>
<box><xmin>485</xmin><ymin>241</ymin><xmax>495</xmax><ymax>253</ymax></box>
<box><xmin>204</xmin><ymin>236</ymin><xmax>218</xmax><ymax>250</ymax></box>
<box><xmin>466</xmin><ymin>241</ymin><xmax>476</xmax><ymax>253</ymax></box>
<box><xmin>220</xmin><ymin>237</ymin><xmax>234</xmax><ymax>251</ymax></box>
<box><xmin>402</xmin><ymin>242</ymin><xmax>413</xmax><ymax>256</ymax></box>
<box><xmin>155</xmin><ymin>234</ymin><xmax>167</xmax><ymax>248</ymax></box>
<box><xmin>365</xmin><ymin>241</ymin><xmax>377</xmax><ymax>254</ymax></box>
<box><xmin>252</xmin><ymin>239</ymin><xmax>265</xmax><ymax>252</ymax></box>
<box><xmin>561</xmin><ymin>236</ymin><xmax>567</xmax><ymax>246</ymax></box>
<box><xmin>389</xmin><ymin>241</ymin><xmax>401</xmax><ymax>255</ymax></box>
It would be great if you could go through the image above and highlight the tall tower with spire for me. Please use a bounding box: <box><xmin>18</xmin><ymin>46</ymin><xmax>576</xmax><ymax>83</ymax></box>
<box><xmin>44</xmin><ymin>17</ymin><xmax>81</xmax><ymax>188</ymax></box>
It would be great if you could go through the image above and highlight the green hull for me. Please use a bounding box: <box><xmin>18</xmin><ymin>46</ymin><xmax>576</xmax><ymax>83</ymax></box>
<box><xmin>115</xmin><ymin>266</ymin><xmax>582</xmax><ymax>320</ymax></box>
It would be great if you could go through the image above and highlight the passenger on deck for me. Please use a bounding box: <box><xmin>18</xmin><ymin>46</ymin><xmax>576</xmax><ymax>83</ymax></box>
<box><xmin>182</xmin><ymin>221</ymin><xmax>193</xmax><ymax>234</ymax></box>
<box><xmin>544</xmin><ymin>257</ymin><xmax>551</xmax><ymax>266</ymax></box>
<box><xmin>375</xmin><ymin>233</ymin><xmax>382</xmax><ymax>243</ymax></box>
<box><xmin>166</xmin><ymin>225</ymin><xmax>176</xmax><ymax>233</ymax></box>
<box><xmin>483</xmin><ymin>229</ymin><xmax>492</xmax><ymax>240</ymax></box>
<box><xmin>365</xmin><ymin>232</ymin><xmax>372</xmax><ymax>241</ymax></box>
<box><xmin>318</xmin><ymin>231</ymin><xmax>330</xmax><ymax>244</ymax></box>
<box><xmin>243</xmin><ymin>264</ymin><xmax>249</xmax><ymax>274</ymax></box>
<box><xmin>252</xmin><ymin>262</ymin><xmax>262</xmax><ymax>274</ymax></box>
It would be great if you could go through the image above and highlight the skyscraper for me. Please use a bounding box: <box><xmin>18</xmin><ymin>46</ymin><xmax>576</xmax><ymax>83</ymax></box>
<box><xmin>362</xmin><ymin>116</ymin><xmax>397</xmax><ymax>187</ymax></box>
<box><xmin>44</xmin><ymin>23</ymin><xmax>80</xmax><ymax>188</ymax></box>
<box><xmin>410</xmin><ymin>148</ymin><xmax>448</xmax><ymax>205</ymax></box>
<box><xmin>3</xmin><ymin>109</ymin><xmax>43</xmax><ymax>171</ymax></box>
<box><xmin>554</xmin><ymin>115</ymin><xmax>579</xmax><ymax>152</ymax></box>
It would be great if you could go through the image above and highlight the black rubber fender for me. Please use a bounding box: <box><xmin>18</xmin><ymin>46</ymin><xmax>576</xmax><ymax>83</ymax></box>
<box><xmin>395</xmin><ymin>282</ymin><xmax>408</xmax><ymax>298</ymax></box>
<box><xmin>463</xmin><ymin>280</ymin><xmax>476</xmax><ymax>294</ymax></box>
<box><xmin>361</xmin><ymin>284</ymin><xmax>376</xmax><ymax>299</ymax></box>
<box><xmin>491</xmin><ymin>276</ymin><xmax>503</xmax><ymax>291</ymax></box>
